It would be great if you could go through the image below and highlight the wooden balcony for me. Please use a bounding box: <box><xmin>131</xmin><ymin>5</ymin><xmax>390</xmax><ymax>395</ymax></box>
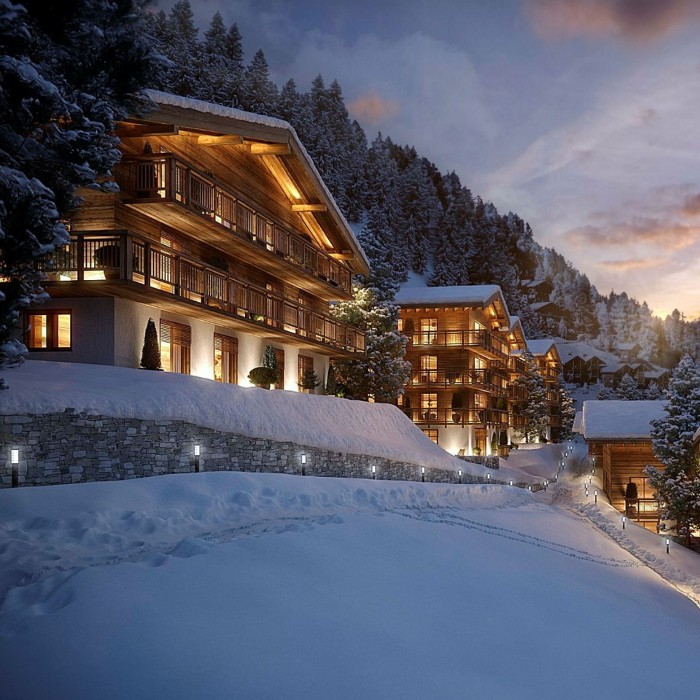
<box><xmin>403</xmin><ymin>407</ymin><xmax>509</xmax><ymax>428</ymax></box>
<box><xmin>113</xmin><ymin>155</ymin><xmax>352</xmax><ymax>301</ymax></box>
<box><xmin>42</xmin><ymin>232</ymin><xmax>365</xmax><ymax>356</ymax></box>
<box><xmin>407</xmin><ymin>369</ymin><xmax>508</xmax><ymax>394</ymax></box>
<box><xmin>409</xmin><ymin>330</ymin><xmax>509</xmax><ymax>361</ymax></box>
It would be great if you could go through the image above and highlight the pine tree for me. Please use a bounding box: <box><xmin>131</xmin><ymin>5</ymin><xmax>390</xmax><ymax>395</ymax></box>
<box><xmin>614</xmin><ymin>373</ymin><xmax>643</xmax><ymax>400</ymax></box>
<box><xmin>646</xmin><ymin>355</ymin><xmax>700</xmax><ymax>546</ymax></box>
<box><xmin>140</xmin><ymin>318</ymin><xmax>161</xmax><ymax>370</ymax></box>
<box><xmin>240</xmin><ymin>49</ymin><xmax>278</xmax><ymax>115</ymax></box>
<box><xmin>331</xmin><ymin>286</ymin><xmax>410</xmax><ymax>402</ymax></box>
<box><xmin>0</xmin><ymin>0</ymin><xmax>159</xmax><ymax>387</ymax></box>
<box><xmin>511</xmin><ymin>351</ymin><xmax>549</xmax><ymax>443</ymax></box>
<box><xmin>558</xmin><ymin>385</ymin><xmax>576</xmax><ymax>440</ymax></box>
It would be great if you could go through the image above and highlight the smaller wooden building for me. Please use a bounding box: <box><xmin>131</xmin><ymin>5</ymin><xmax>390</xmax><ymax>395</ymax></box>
<box><xmin>580</xmin><ymin>400</ymin><xmax>666</xmax><ymax>530</ymax></box>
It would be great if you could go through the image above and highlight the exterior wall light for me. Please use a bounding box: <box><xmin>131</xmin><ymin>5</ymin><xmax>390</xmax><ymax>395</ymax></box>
<box><xmin>10</xmin><ymin>449</ymin><xmax>19</xmax><ymax>488</ymax></box>
<box><xmin>371</xmin><ymin>465</ymin><xmax>376</xmax><ymax>479</ymax></box>
<box><xmin>421</xmin><ymin>466</ymin><xmax>426</xmax><ymax>482</ymax></box>
<box><xmin>194</xmin><ymin>444</ymin><xmax>201</xmax><ymax>472</ymax></box>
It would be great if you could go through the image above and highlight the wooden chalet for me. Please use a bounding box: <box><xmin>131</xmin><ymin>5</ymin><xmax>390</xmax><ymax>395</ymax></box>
<box><xmin>26</xmin><ymin>91</ymin><xmax>369</xmax><ymax>389</ymax></box>
<box><xmin>395</xmin><ymin>285</ymin><xmax>531</xmax><ymax>456</ymax></box>
<box><xmin>580</xmin><ymin>400</ymin><xmax>666</xmax><ymax>531</ymax></box>
<box><xmin>556</xmin><ymin>341</ymin><xmax>613</xmax><ymax>385</ymax></box>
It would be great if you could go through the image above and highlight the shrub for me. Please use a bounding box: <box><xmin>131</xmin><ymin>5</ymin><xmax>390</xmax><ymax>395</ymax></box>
<box><xmin>248</xmin><ymin>366</ymin><xmax>278</xmax><ymax>388</ymax></box>
<box><xmin>140</xmin><ymin>318</ymin><xmax>161</xmax><ymax>370</ymax></box>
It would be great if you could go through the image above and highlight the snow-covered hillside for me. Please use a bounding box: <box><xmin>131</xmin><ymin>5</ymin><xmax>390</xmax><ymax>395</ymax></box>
<box><xmin>1</xmin><ymin>471</ymin><xmax>699</xmax><ymax>699</ymax></box>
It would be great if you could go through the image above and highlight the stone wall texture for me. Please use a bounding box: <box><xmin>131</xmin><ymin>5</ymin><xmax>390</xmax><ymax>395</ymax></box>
<box><xmin>1</xmin><ymin>411</ymin><xmax>511</xmax><ymax>489</ymax></box>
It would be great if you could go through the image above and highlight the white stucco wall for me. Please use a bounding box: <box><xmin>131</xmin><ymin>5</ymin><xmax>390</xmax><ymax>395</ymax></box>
<box><xmin>27</xmin><ymin>297</ymin><xmax>115</xmax><ymax>366</ymax></box>
<box><xmin>114</xmin><ymin>297</ymin><xmax>153</xmax><ymax>369</ymax></box>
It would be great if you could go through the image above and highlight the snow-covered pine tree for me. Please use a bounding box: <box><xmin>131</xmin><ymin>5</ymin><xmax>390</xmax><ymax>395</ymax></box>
<box><xmin>511</xmin><ymin>351</ymin><xmax>549</xmax><ymax>443</ymax></box>
<box><xmin>646</xmin><ymin>354</ymin><xmax>700</xmax><ymax>547</ymax></box>
<box><xmin>330</xmin><ymin>286</ymin><xmax>410</xmax><ymax>402</ymax></box>
<box><xmin>0</xmin><ymin>0</ymin><xmax>159</xmax><ymax>387</ymax></box>
<box><xmin>614</xmin><ymin>373</ymin><xmax>643</xmax><ymax>400</ymax></box>
<box><xmin>558</xmin><ymin>385</ymin><xmax>576</xmax><ymax>440</ymax></box>
<box><xmin>240</xmin><ymin>49</ymin><xmax>278</xmax><ymax>115</ymax></box>
<box><xmin>645</xmin><ymin>381</ymin><xmax>663</xmax><ymax>400</ymax></box>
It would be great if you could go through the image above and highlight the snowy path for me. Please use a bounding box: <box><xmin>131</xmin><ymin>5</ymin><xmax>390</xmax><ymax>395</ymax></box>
<box><xmin>551</xmin><ymin>475</ymin><xmax>700</xmax><ymax>607</ymax></box>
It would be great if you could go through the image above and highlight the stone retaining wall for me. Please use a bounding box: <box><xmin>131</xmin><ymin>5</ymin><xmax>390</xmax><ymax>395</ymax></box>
<box><xmin>1</xmin><ymin>411</ymin><xmax>504</xmax><ymax>488</ymax></box>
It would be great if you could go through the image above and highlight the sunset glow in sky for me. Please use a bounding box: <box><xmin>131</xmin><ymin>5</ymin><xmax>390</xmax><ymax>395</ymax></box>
<box><xmin>157</xmin><ymin>0</ymin><xmax>700</xmax><ymax>319</ymax></box>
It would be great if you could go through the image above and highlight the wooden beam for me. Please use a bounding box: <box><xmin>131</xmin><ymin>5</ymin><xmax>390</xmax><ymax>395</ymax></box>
<box><xmin>249</xmin><ymin>143</ymin><xmax>291</xmax><ymax>155</ymax></box>
<box><xmin>197</xmin><ymin>134</ymin><xmax>245</xmax><ymax>145</ymax></box>
<box><xmin>292</xmin><ymin>203</ymin><xmax>327</xmax><ymax>212</ymax></box>
<box><xmin>117</xmin><ymin>124</ymin><xmax>179</xmax><ymax>137</ymax></box>
<box><xmin>329</xmin><ymin>251</ymin><xmax>354</xmax><ymax>260</ymax></box>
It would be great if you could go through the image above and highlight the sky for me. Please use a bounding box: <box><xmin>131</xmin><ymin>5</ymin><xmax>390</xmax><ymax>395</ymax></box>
<box><xmin>155</xmin><ymin>0</ymin><xmax>700</xmax><ymax>319</ymax></box>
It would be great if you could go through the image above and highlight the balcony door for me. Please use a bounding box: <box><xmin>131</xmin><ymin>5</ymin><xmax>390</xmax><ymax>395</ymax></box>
<box><xmin>160</xmin><ymin>320</ymin><xmax>191</xmax><ymax>375</ymax></box>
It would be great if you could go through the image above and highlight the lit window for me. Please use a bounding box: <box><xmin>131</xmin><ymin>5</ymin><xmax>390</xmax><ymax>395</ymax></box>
<box><xmin>420</xmin><ymin>318</ymin><xmax>437</xmax><ymax>344</ymax></box>
<box><xmin>422</xmin><ymin>429</ymin><xmax>439</xmax><ymax>444</ymax></box>
<box><xmin>420</xmin><ymin>355</ymin><xmax>437</xmax><ymax>382</ymax></box>
<box><xmin>160</xmin><ymin>320</ymin><xmax>191</xmax><ymax>374</ymax></box>
<box><xmin>214</xmin><ymin>334</ymin><xmax>238</xmax><ymax>384</ymax></box>
<box><xmin>26</xmin><ymin>311</ymin><xmax>72</xmax><ymax>351</ymax></box>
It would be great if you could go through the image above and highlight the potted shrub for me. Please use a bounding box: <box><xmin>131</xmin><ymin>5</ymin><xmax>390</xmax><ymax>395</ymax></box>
<box><xmin>94</xmin><ymin>244</ymin><xmax>121</xmax><ymax>280</ymax></box>
<box><xmin>139</xmin><ymin>318</ymin><xmax>162</xmax><ymax>370</ymax></box>
<box><xmin>473</xmin><ymin>446</ymin><xmax>482</xmax><ymax>456</ymax></box>
<box><xmin>248</xmin><ymin>366</ymin><xmax>278</xmax><ymax>389</ymax></box>
<box><xmin>299</xmin><ymin>367</ymin><xmax>319</xmax><ymax>393</ymax></box>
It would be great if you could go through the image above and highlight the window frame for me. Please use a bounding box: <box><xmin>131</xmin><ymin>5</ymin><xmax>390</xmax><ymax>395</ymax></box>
<box><xmin>25</xmin><ymin>310</ymin><xmax>73</xmax><ymax>351</ymax></box>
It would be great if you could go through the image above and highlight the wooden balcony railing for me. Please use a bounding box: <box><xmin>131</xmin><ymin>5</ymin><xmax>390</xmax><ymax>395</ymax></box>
<box><xmin>115</xmin><ymin>155</ymin><xmax>352</xmax><ymax>295</ymax></box>
<box><xmin>407</xmin><ymin>369</ymin><xmax>508</xmax><ymax>394</ymax></box>
<box><xmin>43</xmin><ymin>232</ymin><xmax>365</xmax><ymax>355</ymax></box>
<box><xmin>624</xmin><ymin>498</ymin><xmax>660</xmax><ymax>523</ymax></box>
<box><xmin>409</xmin><ymin>329</ymin><xmax>509</xmax><ymax>360</ymax></box>
<box><xmin>403</xmin><ymin>407</ymin><xmax>509</xmax><ymax>427</ymax></box>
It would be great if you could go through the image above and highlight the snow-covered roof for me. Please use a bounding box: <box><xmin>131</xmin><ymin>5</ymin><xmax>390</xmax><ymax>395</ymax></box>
<box><xmin>395</xmin><ymin>285</ymin><xmax>507</xmax><ymax>312</ymax></box>
<box><xmin>613</xmin><ymin>342</ymin><xmax>640</xmax><ymax>352</ymax></box>
<box><xmin>520</xmin><ymin>279</ymin><xmax>552</xmax><ymax>289</ymax></box>
<box><xmin>645</xmin><ymin>368</ymin><xmax>670</xmax><ymax>380</ymax></box>
<box><xmin>601</xmin><ymin>362</ymin><xmax>631</xmax><ymax>375</ymax></box>
<box><xmin>555</xmin><ymin>341</ymin><xmax>615</xmax><ymax>365</ymax></box>
<box><xmin>581</xmin><ymin>400</ymin><xmax>666</xmax><ymax>440</ymax></box>
<box><xmin>142</xmin><ymin>90</ymin><xmax>370</xmax><ymax>273</ymax></box>
<box><xmin>526</xmin><ymin>339</ymin><xmax>557</xmax><ymax>357</ymax></box>
<box><xmin>530</xmin><ymin>301</ymin><xmax>556</xmax><ymax>312</ymax></box>
<box><xmin>573</xmin><ymin>410</ymin><xmax>584</xmax><ymax>434</ymax></box>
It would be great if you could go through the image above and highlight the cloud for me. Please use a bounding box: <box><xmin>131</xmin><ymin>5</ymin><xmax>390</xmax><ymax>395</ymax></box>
<box><xmin>523</xmin><ymin>0</ymin><xmax>700</xmax><ymax>42</ymax></box>
<box><xmin>348</xmin><ymin>92</ymin><xmax>400</xmax><ymax>124</ymax></box>
<box><xmin>566</xmin><ymin>219</ymin><xmax>700</xmax><ymax>250</ymax></box>
<box><xmin>682</xmin><ymin>193</ymin><xmax>700</xmax><ymax>217</ymax></box>
<box><xmin>598</xmin><ymin>258</ymin><xmax>666</xmax><ymax>271</ymax></box>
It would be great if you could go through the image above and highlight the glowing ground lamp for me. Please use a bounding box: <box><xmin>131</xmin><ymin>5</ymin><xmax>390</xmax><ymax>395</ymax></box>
<box><xmin>487</xmin><ymin>473</ymin><xmax>491</xmax><ymax>482</ymax></box>
<box><xmin>622</xmin><ymin>516</ymin><xmax>626</xmax><ymax>529</ymax></box>
<box><xmin>301</xmin><ymin>453</ymin><xmax>307</xmax><ymax>476</ymax></box>
<box><xmin>528</xmin><ymin>485</ymin><xmax>532</xmax><ymax>492</ymax></box>
<box><xmin>371</xmin><ymin>465</ymin><xmax>376</xmax><ymax>479</ymax></box>
<box><xmin>458</xmin><ymin>469</ymin><xmax>462</xmax><ymax>484</ymax></box>
<box><xmin>421</xmin><ymin>466</ymin><xmax>426</xmax><ymax>483</ymax></box>
<box><xmin>10</xmin><ymin>448</ymin><xmax>19</xmax><ymax>488</ymax></box>
<box><xmin>594</xmin><ymin>489</ymin><xmax>598</xmax><ymax>504</ymax></box>
<box><xmin>509</xmin><ymin>480</ymin><xmax>513</xmax><ymax>486</ymax></box>
<box><xmin>194</xmin><ymin>444</ymin><xmax>201</xmax><ymax>473</ymax></box>
<box><xmin>666</xmin><ymin>538</ymin><xmax>670</xmax><ymax>555</ymax></box>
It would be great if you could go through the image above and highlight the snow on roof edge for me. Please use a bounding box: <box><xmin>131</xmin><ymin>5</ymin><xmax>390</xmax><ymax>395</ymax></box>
<box><xmin>143</xmin><ymin>90</ymin><xmax>370</xmax><ymax>272</ymax></box>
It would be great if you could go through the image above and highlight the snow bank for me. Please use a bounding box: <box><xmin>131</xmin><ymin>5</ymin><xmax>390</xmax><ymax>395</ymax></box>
<box><xmin>1</xmin><ymin>361</ymin><xmax>530</xmax><ymax>478</ymax></box>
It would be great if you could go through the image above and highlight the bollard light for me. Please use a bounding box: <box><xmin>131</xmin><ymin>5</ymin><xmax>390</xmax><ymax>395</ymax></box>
<box><xmin>194</xmin><ymin>444</ymin><xmax>201</xmax><ymax>473</ymax></box>
<box><xmin>458</xmin><ymin>469</ymin><xmax>462</xmax><ymax>484</ymax></box>
<box><xmin>371</xmin><ymin>465</ymin><xmax>376</xmax><ymax>479</ymax></box>
<box><xmin>487</xmin><ymin>473</ymin><xmax>491</xmax><ymax>481</ymax></box>
<box><xmin>301</xmin><ymin>453</ymin><xmax>307</xmax><ymax>465</ymax></box>
<box><xmin>509</xmin><ymin>480</ymin><xmax>513</xmax><ymax>486</ymax></box>
<box><xmin>666</xmin><ymin>538</ymin><xmax>670</xmax><ymax>554</ymax></box>
<box><xmin>594</xmin><ymin>490</ymin><xmax>598</xmax><ymax>504</ymax></box>
<box><xmin>10</xmin><ymin>448</ymin><xmax>19</xmax><ymax>488</ymax></box>
<box><xmin>622</xmin><ymin>516</ymin><xmax>626</xmax><ymax>529</ymax></box>
<box><xmin>528</xmin><ymin>485</ymin><xmax>532</xmax><ymax>491</ymax></box>
<box><xmin>421</xmin><ymin>466</ymin><xmax>426</xmax><ymax>482</ymax></box>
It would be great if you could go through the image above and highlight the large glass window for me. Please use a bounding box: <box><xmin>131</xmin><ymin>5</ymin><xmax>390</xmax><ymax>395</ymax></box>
<box><xmin>160</xmin><ymin>320</ymin><xmax>191</xmax><ymax>374</ymax></box>
<box><xmin>26</xmin><ymin>311</ymin><xmax>72</xmax><ymax>350</ymax></box>
<box><xmin>419</xmin><ymin>318</ymin><xmax>437</xmax><ymax>345</ymax></box>
<box><xmin>420</xmin><ymin>355</ymin><xmax>437</xmax><ymax>382</ymax></box>
<box><xmin>214</xmin><ymin>333</ymin><xmax>238</xmax><ymax>384</ymax></box>
<box><xmin>298</xmin><ymin>354</ymin><xmax>314</xmax><ymax>392</ymax></box>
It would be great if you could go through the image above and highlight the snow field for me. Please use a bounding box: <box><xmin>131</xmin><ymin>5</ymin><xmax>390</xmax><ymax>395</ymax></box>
<box><xmin>1</xmin><ymin>471</ymin><xmax>699</xmax><ymax>699</ymax></box>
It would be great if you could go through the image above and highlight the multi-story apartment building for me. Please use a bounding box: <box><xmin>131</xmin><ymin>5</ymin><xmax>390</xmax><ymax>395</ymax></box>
<box><xmin>26</xmin><ymin>91</ymin><xmax>369</xmax><ymax>390</ymax></box>
<box><xmin>395</xmin><ymin>285</ymin><xmax>529</xmax><ymax>456</ymax></box>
